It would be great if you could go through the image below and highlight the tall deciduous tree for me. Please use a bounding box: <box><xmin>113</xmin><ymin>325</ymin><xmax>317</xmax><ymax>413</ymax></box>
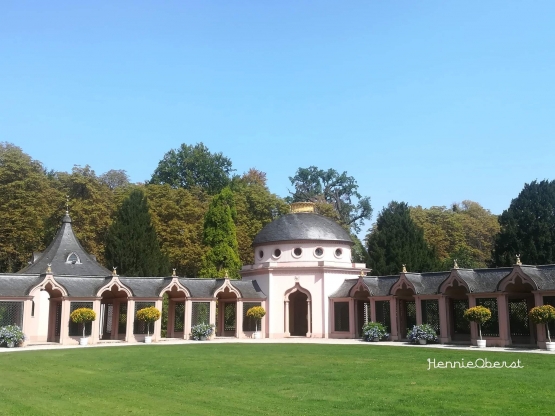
<box><xmin>367</xmin><ymin>201</ymin><xmax>440</xmax><ymax>276</ymax></box>
<box><xmin>105</xmin><ymin>189</ymin><xmax>169</xmax><ymax>276</ymax></box>
<box><xmin>199</xmin><ymin>187</ymin><xmax>241</xmax><ymax>278</ymax></box>
<box><xmin>410</xmin><ymin>201</ymin><xmax>500</xmax><ymax>268</ymax></box>
<box><xmin>231</xmin><ymin>170</ymin><xmax>289</xmax><ymax>265</ymax></box>
<box><xmin>492</xmin><ymin>180</ymin><xmax>555</xmax><ymax>266</ymax></box>
<box><xmin>287</xmin><ymin>166</ymin><xmax>372</xmax><ymax>233</ymax></box>
<box><xmin>150</xmin><ymin>142</ymin><xmax>234</xmax><ymax>194</ymax></box>
<box><xmin>0</xmin><ymin>143</ymin><xmax>54</xmax><ymax>272</ymax></box>
<box><xmin>145</xmin><ymin>184</ymin><xmax>209</xmax><ymax>277</ymax></box>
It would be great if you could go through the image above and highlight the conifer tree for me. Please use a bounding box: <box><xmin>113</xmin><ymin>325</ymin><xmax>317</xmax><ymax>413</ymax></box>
<box><xmin>492</xmin><ymin>180</ymin><xmax>555</xmax><ymax>266</ymax></box>
<box><xmin>366</xmin><ymin>201</ymin><xmax>440</xmax><ymax>276</ymax></box>
<box><xmin>104</xmin><ymin>189</ymin><xmax>169</xmax><ymax>276</ymax></box>
<box><xmin>199</xmin><ymin>187</ymin><xmax>241</xmax><ymax>278</ymax></box>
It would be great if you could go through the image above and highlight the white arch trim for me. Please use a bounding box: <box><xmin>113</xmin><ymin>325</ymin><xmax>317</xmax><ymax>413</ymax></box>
<box><xmin>95</xmin><ymin>276</ymin><xmax>133</xmax><ymax>297</ymax></box>
<box><xmin>213</xmin><ymin>278</ymin><xmax>242</xmax><ymax>298</ymax></box>
<box><xmin>158</xmin><ymin>278</ymin><xmax>191</xmax><ymax>298</ymax></box>
<box><xmin>284</xmin><ymin>282</ymin><xmax>312</xmax><ymax>301</ymax></box>
<box><xmin>390</xmin><ymin>275</ymin><xmax>417</xmax><ymax>296</ymax></box>
<box><xmin>497</xmin><ymin>269</ymin><xmax>538</xmax><ymax>292</ymax></box>
<box><xmin>30</xmin><ymin>275</ymin><xmax>68</xmax><ymax>297</ymax></box>
<box><xmin>439</xmin><ymin>271</ymin><xmax>472</xmax><ymax>294</ymax></box>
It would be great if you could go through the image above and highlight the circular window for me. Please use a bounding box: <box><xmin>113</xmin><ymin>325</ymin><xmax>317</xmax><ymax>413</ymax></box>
<box><xmin>314</xmin><ymin>247</ymin><xmax>324</xmax><ymax>258</ymax></box>
<box><xmin>293</xmin><ymin>248</ymin><xmax>303</xmax><ymax>258</ymax></box>
<box><xmin>273</xmin><ymin>248</ymin><xmax>282</xmax><ymax>259</ymax></box>
<box><xmin>258</xmin><ymin>250</ymin><xmax>264</xmax><ymax>259</ymax></box>
<box><xmin>335</xmin><ymin>248</ymin><xmax>343</xmax><ymax>258</ymax></box>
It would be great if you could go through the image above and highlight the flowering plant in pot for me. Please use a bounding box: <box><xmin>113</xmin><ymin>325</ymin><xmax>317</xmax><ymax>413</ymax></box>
<box><xmin>529</xmin><ymin>305</ymin><xmax>555</xmax><ymax>351</ymax></box>
<box><xmin>407</xmin><ymin>324</ymin><xmax>438</xmax><ymax>344</ymax></box>
<box><xmin>136</xmin><ymin>306</ymin><xmax>161</xmax><ymax>343</ymax></box>
<box><xmin>0</xmin><ymin>325</ymin><xmax>25</xmax><ymax>348</ymax></box>
<box><xmin>464</xmin><ymin>306</ymin><xmax>491</xmax><ymax>348</ymax></box>
<box><xmin>246</xmin><ymin>306</ymin><xmax>266</xmax><ymax>339</ymax></box>
<box><xmin>362</xmin><ymin>322</ymin><xmax>389</xmax><ymax>342</ymax></box>
<box><xmin>70</xmin><ymin>308</ymin><xmax>97</xmax><ymax>346</ymax></box>
<box><xmin>190</xmin><ymin>323</ymin><xmax>215</xmax><ymax>340</ymax></box>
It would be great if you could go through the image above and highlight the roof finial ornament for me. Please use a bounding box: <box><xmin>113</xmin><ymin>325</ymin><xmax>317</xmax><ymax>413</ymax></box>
<box><xmin>112</xmin><ymin>267</ymin><xmax>118</xmax><ymax>276</ymax></box>
<box><xmin>66</xmin><ymin>195</ymin><xmax>70</xmax><ymax>214</ymax></box>
<box><xmin>402</xmin><ymin>264</ymin><xmax>407</xmax><ymax>273</ymax></box>
<box><xmin>516</xmin><ymin>254</ymin><xmax>522</xmax><ymax>266</ymax></box>
<box><xmin>454</xmin><ymin>259</ymin><xmax>459</xmax><ymax>269</ymax></box>
<box><xmin>360</xmin><ymin>269</ymin><xmax>366</xmax><ymax>277</ymax></box>
<box><xmin>46</xmin><ymin>263</ymin><xmax>52</xmax><ymax>274</ymax></box>
<box><xmin>224</xmin><ymin>269</ymin><xmax>229</xmax><ymax>279</ymax></box>
<box><xmin>172</xmin><ymin>268</ymin><xmax>177</xmax><ymax>277</ymax></box>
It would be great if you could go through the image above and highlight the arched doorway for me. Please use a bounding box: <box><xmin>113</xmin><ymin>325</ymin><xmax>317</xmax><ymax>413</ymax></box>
<box><xmin>161</xmin><ymin>285</ymin><xmax>188</xmax><ymax>339</ymax></box>
<box><xmin>393</xmin><ymin>283</ymin><xmax>416</xmax><ymax>340</ymax></box>
<box><xmin>502</xmin><ymin>275</ymin><xmax>536</xmax><ymax>345</ymax></box>
<box><xmin>285</xmin><ymin>283</ymin><xmax>312</xmax><ymax>337</ymax></box>
<box><xmin>444</xmin><ymin>280</ymin><xmax>470</xmax><ymax>342</ymax></box>
<box><xmin>216</xmin><ymin>287</ymin><xmax>238</xmax><ymax>337</ymax></box>
<box><xmin>98</xmin><ymin>285</ymin><xmax>130</xmax><ymax>341</ymax></box>
<box><xmin>352</xmin><ymin>288</ymin><xmax>370</xmax><ymax>338</ymax></box>
<box><xmin>29</xmin><ymin>280</ymin><xmax>66</xmax><ymax>343</ymax></box>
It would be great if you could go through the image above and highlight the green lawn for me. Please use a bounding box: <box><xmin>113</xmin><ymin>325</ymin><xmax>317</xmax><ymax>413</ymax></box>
<box><xmin>0</xmin><ymin>343</ymin><xmax>552</xmax><ymax>415</ymax></box>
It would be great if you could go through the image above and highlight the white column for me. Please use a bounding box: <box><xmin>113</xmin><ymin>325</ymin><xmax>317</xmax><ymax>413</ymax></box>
<box><xmin>306</xmin><ymin>300</ymin><xmax>312</xmax><ymax>337</ymax></box>
<box><xmin>284</xmin><ymin>300</ymin><xmax>290</xmax><ymax>336</ymax></box>
<box><xmin>126</xmin><ymin>300</ymin><xmax>135</xmax><ymax>342</ymax></box>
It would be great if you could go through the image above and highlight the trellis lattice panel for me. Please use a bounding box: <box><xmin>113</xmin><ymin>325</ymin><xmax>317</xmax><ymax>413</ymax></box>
<box><xmin>69</xmin><ymin>302</ymin><xmax>93</xmax><ymax>336</ymax></box>
<box><xmin>134</xmin><ymin>302</ymin><xmax>155</xmax><ymax>335</ymax></box>
<box><xmin>334</xmin><ymin>302</ymin><xmax>349</xmax><ymax>332</ymax></box>
<box><xmin>476</xmin><ymin>298</ymin><xmax>499</xmax><ymax>337</ymax></box>
<box><xmin>508</xmin><ymin>299</ymin><xmax>530</xmax><ymax>337</ymax></box>
<box><xmin>118</xmin><ymin>303</ymin><xmax>127</xmax><ymax>335</ymax></box>
<box><xmin>224</xmin><ymin>303</ymin><xmax>236</xmax><ymax>332</ymax></box>
<box><xmin>421</xmin><ymin>300</ymin><xmax>440</xmax><ymax>334</ymax></box>
<box><xmin>191</xmin><ymin>302</ymin><xmax>210</xmax><ymax>326</ymax></box>
<box><xmin>174</xmin><ymin>302</ymin><xmax>185</xmax><ymax>331</ymax></box>
<box><xmin>452</xmin><ymin>299</ymin><xmax>470</xmax><ymax>335</ymax></box>
<box><xmin>243</xmin><ymin>302</ymin><xmax>262</xmax><ymax>332</ymax></box>
<box><xmin>0</xmin><ymin>302</ymin><xmax>24</xmax><ymax>328</ymax></box>
<box><xmin>375</xmin><ymin>301</ymin><xmax>391</xmax><ymax>332</ymax></box>
<box><xmin>405</xmin><ymin>301</ymin><xmax>417</xmax><ymax>334</ymax></box>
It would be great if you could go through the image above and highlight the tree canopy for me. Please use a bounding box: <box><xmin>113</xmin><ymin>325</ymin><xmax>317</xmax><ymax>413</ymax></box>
<box><xmin>410</xmin><ymin>201</ymin><xmax>500</xmax><ymax>268</ymax></box>
<box><xmin>199</xmin><ymin>187</ymin><xmax>241</xmax><ymax>278</ymax></box>
<box><xmin>492</xmin><ymin>180</ymin><xmax>555</xmax><ymax>266</ymax></box>
<box><xmin>366</xmin><ymin>201</ymin><xmax>440</xmax><ymax>276</ymax></box>
<box><xmin>104</xmin><ymin>189</ymin><xmax>169</xmax><ymax>276</ymax></box>
<box><xmin>150</xmin><ymin>142</ymin><xmax>234</xmax><ymax>194</ymax></box>
<box><xmin>287</xmin><ymin>166</ymin><xmax>372</xmax><ymax>233</ymax></box>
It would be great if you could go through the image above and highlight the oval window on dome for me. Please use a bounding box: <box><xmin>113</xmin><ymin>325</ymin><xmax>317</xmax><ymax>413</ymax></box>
<box><xmin>273</xmin><ymin>249</ymin><xmax>282</xmax><ymax>259</ymax></box>
<box><xmin>334</xmin><ymin>248</ymin><xmax>343</xmax><ymax>258</ymax></box>
<box><xmin>258</xmin><ymin>250</ymin><xmax>264</xmax><ymax>259</ymax></box>
<box><xmin>293</xmin><ymin>248</ymin><xmax>303</xmax><ymax>258</ymax></box>
<box><xmin>314</xmin><ymin>247</ymin><xmax>324</xmax><ymax>258</ymax></box>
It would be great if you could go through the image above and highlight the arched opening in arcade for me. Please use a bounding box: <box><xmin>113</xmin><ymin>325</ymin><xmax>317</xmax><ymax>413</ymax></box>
<box><xmin>162</xmin><ymin>285</ymin><xmax>188</xmax><ymax>339</ymax></box>
<box><xmin>98</xmin><ymin>285</ymin><xmax>130</xmax><ymax>341</ymax></box>
<box><xmin>443</xmin><ymin>279</ymin><xmax>471</xmax><ymax>343</ymax></box>
<box><xmin>501</xmin><ymin>275</ymin><xmax>536</xmax><ymax>345</ymax></box>
<box><xmin>285</xmin><ymin>284</ymin><xmax>312</xmax><ymax>337</ymax></box>
<box><xmin>352</xmin><ymin>287</ymin><xmax>370</xmax><ymax>338</ymax></box>
<box><xmin>393</xmin><ymin>283</ymin><xmax>416</xmax><ymax>340</ymax></box>
<box><xmin>216</xmin><ymin>287</ymin><xmax>239</xmax><ymax>337</ymax></box>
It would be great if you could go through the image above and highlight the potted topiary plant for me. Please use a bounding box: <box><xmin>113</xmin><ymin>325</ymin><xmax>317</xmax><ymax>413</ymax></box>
<box><xmin>529</xmin><ymin>304</ymin><xmax>555</xmax><ymax>351</ymax></box>
<box><xmin>136</xmin><ymin>306</ymin><xmax>161</xmax><ymax>344</ymax></box>
<box><xmin>246</xmin><ymin>306</ymin><xmax>266</xmax><ymax>339</ymax></box>
<box><xmin>464</xmin><ymin>305</ymin><xmax>491</xmax><ymax>348</ymax></box>
<box><xmin>70</xmin><ymin>308</ymin><xmax>97</xmax><ymax>346</ymax></box>
<box><xmin>190</xmin><ymin>323</ymin><xmax>215</xmax><ymax>340</ymax></box>
<box><xmin>0</xmin><ymin>325</ymin><xmax>25</xmax><ymax>348</ymax></box>
<box><xmin>362</xmin><ymin>322</ymin><xmax>389</xmax><ymax>342</ymax></box>
<box><xmin>407</xmin><ymin>324</ymin><xmax>438</xmax><ymax>345</ymax></box>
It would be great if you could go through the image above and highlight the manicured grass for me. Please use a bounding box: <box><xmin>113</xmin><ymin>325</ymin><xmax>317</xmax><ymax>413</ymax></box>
<box><xmin>0</xmin><ymin>343</ymin><xmax>553</xmax><ymax>415</ymax></box>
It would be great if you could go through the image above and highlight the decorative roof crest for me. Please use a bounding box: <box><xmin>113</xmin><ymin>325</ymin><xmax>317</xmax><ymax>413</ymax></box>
<box><xmin>172</xmin><ymin>268</ymin><xmax>177</xmax><ymax>277</ymax></box>
<box><xmin>402</xmin><ymin>264</ymin><xmax>407</xmax><ymax>273</ymax></box>
<box><xmin>112</xmin><ymin>267</ymin><xmax>118</xmax><ymax>276</ymax></box>
<box><xmin>516</xmin><ymin>254</ymin><xmax>522</xmax><ymax>265</ymax></box>
<box><xmin>454</xmin><ymin>259</ymin><xmax>459</xmax><ymax>269</ymax></box>
<box><xmin>290</xmin><ymin>202</ymin><xmax>315</xmax><ymax>213</ymax></box>
<box><xmin>46</xmin><ymin>263</ymin><xmax>52</xmax><ymax>274</ymax></box>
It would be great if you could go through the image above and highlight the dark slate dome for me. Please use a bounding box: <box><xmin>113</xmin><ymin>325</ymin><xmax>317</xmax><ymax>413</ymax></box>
<box><xmin>253</xmin><ymin>213</ymin><xmax>353</xmax><ymax>246</ymax></box>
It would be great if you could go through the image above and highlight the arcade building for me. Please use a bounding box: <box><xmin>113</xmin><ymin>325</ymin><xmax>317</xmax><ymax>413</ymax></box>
<box><xmin>1</xmin><ymin>202</ymin><xmax>555</xmax><ymax>348</ymax></box>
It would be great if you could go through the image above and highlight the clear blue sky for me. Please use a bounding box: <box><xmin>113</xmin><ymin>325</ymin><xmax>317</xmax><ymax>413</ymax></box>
<box><xmin>2</xmin><ymin>1</ymin><xmax>554</xmax><ymax>232</ymax></box>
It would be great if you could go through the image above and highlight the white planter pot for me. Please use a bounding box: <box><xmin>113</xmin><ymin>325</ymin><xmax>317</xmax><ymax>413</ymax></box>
<box><xmin>253</xmin><ymin>332</ymin><xmax>261</xmax><ymax>339</ymax></box>
<box><xmin>144</xmin><ymin>336</ymin><xmax>152</xmax><ymax>344</ymax></box>
<box><xmin>200</xmin><ymin>336</ymin><xmax>207</xmax><ymax>341</ymax></box>
<box><xmin>477</xmin><ymin>339</ymin><xmax>487</xmax><ymax>348</ymax></box>
<box><xmin>6</xmin><ymin>341</ymin><xmax>15</xmax><ymax>348</ymax></box>
<box><xmin>418</xmin><ymin>339</ymin><xmax>426</xmax><ymax>345</ymax></box>
<box><xmin>79</xmin><ymin>337</ymin><xmax>88</xmax><ymax>346</ymax></box>
<box><xmin>546</xmin><ymin>342</ymin><xmax>555</xmax><ymax>351</ymax></box>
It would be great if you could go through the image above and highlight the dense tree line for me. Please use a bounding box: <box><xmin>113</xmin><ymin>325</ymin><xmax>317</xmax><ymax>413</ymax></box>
<box><xmin>1</xmin><ymin>141</ymin><xmax>553</xmax><ymax>277</ymax></box>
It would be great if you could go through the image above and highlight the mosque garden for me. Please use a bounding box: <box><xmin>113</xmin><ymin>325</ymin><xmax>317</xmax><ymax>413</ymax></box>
<box><xmin>1</xmin><ymin>202</ymin><xmax>555</xmax><ymax>414</ymax></box>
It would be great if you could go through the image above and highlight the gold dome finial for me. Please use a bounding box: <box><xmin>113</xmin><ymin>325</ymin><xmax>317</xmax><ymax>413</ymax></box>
<box><xmin>65</xmin><ymin>195</ymin><xmax>70</xmax><ymax>214</ymax></box>
<box><xmin>290</xmin><ymin>202</ymin><xmax>315</xmax><ymax>213</ymax></box>
<box><xmin>402</xmin><ymin>264</ymin><xmax>407</xmax><ymax>273</ymax></box>
<box><xmin>516</xmin><ymin>254</ymin><xmax>522</xmax><ymax>265</ymax></box>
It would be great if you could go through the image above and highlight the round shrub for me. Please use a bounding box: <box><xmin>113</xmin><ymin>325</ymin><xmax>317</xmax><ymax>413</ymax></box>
<box><xmin>190</xmin><ymin>323</ymin><xmax>215</xmax><ymax>340</ymax></box>
<box><xmin>464</xmin><ymin>306</ymin><xmax>492</xmax><ymax>340</ymax></box>
<box><xmin>246</xmin><ymin>306</ymin><xmax>266</xmax><ymax>320</ymax></box>
<box><xmin>362</xmin><ymin>322</ymin><xmax>389</xmax><ymax>341</ymax></box>
<box><xmin>407</xmin><ymin>324</ymin><xmax>438</xmax><ymax>343</ymax></box>
<box><xmin>529</xmin><ymin>305</ymin><xmax>555</xmax><ymax>342</ymax></box>
<box><xmin>70</xmin><ymin>308</ymin><xmax>97</xmax><ymax>338</ymax></box>
<box><xmin>136</xmin><ymin>307</ymin><xmax>161</xmax><ymax>336</ymax></box>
